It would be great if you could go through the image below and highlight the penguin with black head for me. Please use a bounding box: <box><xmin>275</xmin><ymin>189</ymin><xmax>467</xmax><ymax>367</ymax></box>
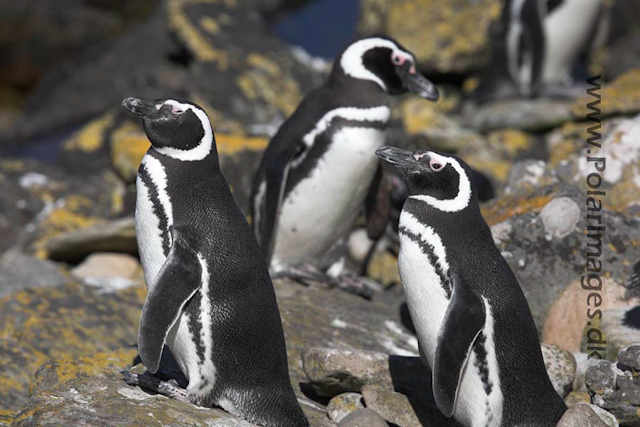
<box><xmin>376</xmin><ymin>145</ymin><xmax>566</xmax><ymax>426</ymax></box>
<box><xmin>120</xmin><ymin>97</ymin><xmax>308</xmax><ymax>427</ymax></box>
<box><xmin>251</xmin><ymin>36</ymin><xmax>439</xmax><ymax>296</ymax></box>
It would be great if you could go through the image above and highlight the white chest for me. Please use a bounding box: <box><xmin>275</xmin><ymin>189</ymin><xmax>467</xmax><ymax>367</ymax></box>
<box><xmin>272</xmin><ymin>126</ymin><xmax>386</xmax><ymax>270</ymax></box>
<box><xmin>542</xmin><ymin>0</ymin><xmax>602</xmax><ymax>84</ymax></box>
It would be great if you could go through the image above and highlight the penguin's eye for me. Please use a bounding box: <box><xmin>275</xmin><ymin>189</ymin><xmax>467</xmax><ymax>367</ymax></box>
<box><xmin>430</xmin><ymin>160</ymin><xmax>444</xmax><ymax>171</ymax></box>
<box><xmin>392</xmin><ymin>54</ymin><xmax>406</xmax><ymax>66</ymax></box>
<box><xmin>171</xmin><ymin>106</ymin><xmax>184</xmax><ymax>115</ymax></box>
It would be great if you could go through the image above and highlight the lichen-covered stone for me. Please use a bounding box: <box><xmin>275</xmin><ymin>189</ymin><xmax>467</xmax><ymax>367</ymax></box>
<box><xmin>12</xmin><ymin>375</ymin><xmax>257</xmax><ymax>427</ymax></box>
<box><xmin>301</xmin><ymin>348</ymin><xmax>430</xmax><ymax>400</ymax></box>
<box><xmin>481</xmin><ymin>183</ymin><xmax>640</xmax><ymax>335</ymax></box>
<box><xmin>360</xmin><ymin>385</ymin><xmax>447</xmax><ymax>427</ymax></box>
<box><xmin>0</xmin><ymin>251</ymin><xmax>65</xmax><ymax>298</ymax></box>
<box><xmin>465</xmin><ymin>98</ymin><xmax>574</xmax><ymax>132</ymax></box>
<box><xmin>541</xmin><ymin>343</ymin><xmax>576</xmax><ymax>398</ymax></box>
<box><xmin>358</xmin><ymin>0</ymin><xmax>501</xmax><ymax>74</ymax></box>
<box><xmin>338</xmin><ymin>408</ymin><xmax>389</xmax><ymax>427</ymax></box>
<box><xmin>565</xmin><ymin>391</ymin><xmax>592</xmax><ymax>408</ymax></box>
<box><xmin>29</xmin><ymin>348</ymin><xmax>138</xmax><ymax>396</ymax></box>
<box><xmin>44</xmin><ymin>217</ymin><xmax>137</xmax><ymax>264</ymax></box>
<box><xmin>556</xmin><ymin>403</ymin><xmax>610</xmax><ymax>427</ymax></box>
<box><xmin>327</xmin><ymin>393</ymin><xmax>364</xmax><ymax>423</ymax></box>
<box><xmin>0</xmin><ymin>281</ymin><xmax>145</xmax><ymax>411</ymax></box>
<box><xmin>572</xmin><ymin>70</ymin><xmax>640</xmax><ymax>119</ymax></box>
<box><xmin>618</xmin><ymin>344</ymin><xmax>640</xmax><ymax>371</ymax></box>
<box><xmin>585</xmin><ymin>360</ymin><xmax>617</xmax><ymax>397</ymax></box>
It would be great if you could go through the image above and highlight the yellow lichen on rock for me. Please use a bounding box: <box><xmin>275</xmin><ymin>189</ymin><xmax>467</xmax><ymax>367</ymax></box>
<box><xmin>487</xmin><ymin>129</ymin><xmax>534</xmax><ymax>158</ymax></box>
<box><xmin>199</xmin><ymin>16</ymin><xmax>220</xmax><ymax>35</ymax></box>
<box><xmin>215</xmin><ymin>134</ymin><xmax>268</xmax><ymax>156</ymax></box>
<box><xmin>63</xmin><ymin>114</ymin><xmax>114</xmax><ymax>153</ymax></box>
<box><xmin>29</xmin><ymin>348</ymin><xmax>137</xmax><ymax>396</ymax></box>
<box><xmin>32</xmin><ymin>196</ymin><xmax>103</xmax><ymax>259</ymax></box>
<box><xmin>482</xmin><ymin>194</ymin><xmax>552</xmax><ymax>226</ymax></box>
<box><xmin>360</xmin><ymin>0</ymin><xmax>501</xmax><ymax>73</ymax></box>
<box><xmin>110</xmin><ymin>121</ymin><xmax>150</xmax><ymax>182</ymax></box>
<box><xmin>572</xmin><ymin>69</ymin><xmax>640</xmax><ymax>118</ymax></box>
<box><xmin>236</xmin><ymin>53</ymin><xmax>303</xmax><ymax>116</ymax></box>
<box><xmin>0</xmin><ymin>409</ymin><xmax>14</xmax><ymax>427</ymax></box>
<box><xmin>168</xmin><ymin>0</ymin><xmax>229</xmax><ymax>68</ymax></box>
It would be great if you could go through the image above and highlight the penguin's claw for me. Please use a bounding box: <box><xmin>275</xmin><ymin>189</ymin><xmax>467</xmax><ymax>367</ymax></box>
<box><xmin>120</xmin><ymin>370</ymin><xmax>190</xmax><ymax>404</ymax></box>
<box><xmin>332</xmin><ymin>272</ymin><xmax>381</xmax><ymax>299</ymax></box>
<box><xmin>120</xmin><ymin>370</ymin><xmax>139</xmax><ymax>386</ymax></box>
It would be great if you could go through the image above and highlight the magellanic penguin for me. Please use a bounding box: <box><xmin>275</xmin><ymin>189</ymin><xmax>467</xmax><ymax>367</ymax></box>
<box><xmin>251</xmin><ymin>36</ymin><xmax>439</xmax><ymax>292</ymax></box>
<box><xmin>375</xmin><ymin>146</ymin><xmax>566</xmax><ymax>426</ymax></box>
<box><xmin>121</xmin><ymin>97</ymin><xmax>309</xmax><ymax>427</ymax></box>
<box><xmin>473</xmin><ymin>0</ymin><xmax>606</xmax><ymax>104</ymax></box>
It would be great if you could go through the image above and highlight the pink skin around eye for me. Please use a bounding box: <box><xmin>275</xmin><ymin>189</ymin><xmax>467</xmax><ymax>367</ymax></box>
<box><xmin>430</xmin><ymin>160</ymin><xmax>443</xmax><ymax>170</ymax></box>
<box><xmin>171</xmin><ymin>105</ymin><xmax>184</xmax><ymax>114</ymax></box>
<box><xmin>393</xmin><ymin>55</ymin><xmax>407</xmax><ymax>66</ymax></box>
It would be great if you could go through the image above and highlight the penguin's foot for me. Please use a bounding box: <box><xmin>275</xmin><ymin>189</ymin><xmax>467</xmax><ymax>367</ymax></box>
<box><xmin>332</xmin><ymin>272</ymin><xmax>382</xmax><ymax>299</ymax></box>
<box><xmin>120</xmin><ymin>370</ymin><xmax>190</xmax><ymax>404</ymax></box>
<box><xmin>271</xmin><ymin>263</ymin><xmax>331</xmax><ymax>285</ymax></box>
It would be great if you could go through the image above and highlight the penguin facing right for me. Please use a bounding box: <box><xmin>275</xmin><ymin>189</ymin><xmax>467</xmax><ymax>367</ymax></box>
<box><xmin>375</xmin><ymin>145</ymin><xmax>566</xmax><ymax>426</ymax></box>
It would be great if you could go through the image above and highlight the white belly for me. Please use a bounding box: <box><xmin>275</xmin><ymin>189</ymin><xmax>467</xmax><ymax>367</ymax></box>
<box><xmin>542</xmin><ymin>0</ymin><xmax>602</xmax><ymax>84</ymax></box>
<box><xmin>135</xmin><ymin>156</ymin><xmax>208</xmax><ymax>392</ymax></box>
<box><xmin>398</xmin><ymin>211</ymin><xmax>503</xmax><ymax>427</ymax></box>
<box><xmin>272</xmin><ymin>126</ymin><xmax>386</xmax><ymax>271</ymax></box>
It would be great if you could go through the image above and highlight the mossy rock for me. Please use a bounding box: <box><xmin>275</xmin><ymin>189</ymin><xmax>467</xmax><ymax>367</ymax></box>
<box><xmin>0</xmin><ymin>281</ymin><xmax>145</xmax><ymax>411</ymax></box>
<box><xmin>358</xmin><ymin>0</ymin><xmax>501</xmax><ymax>74</ymax></box>
<box><xmin>572</xmin><ymin>69</ymin><xmax>640</xmax><ymax>119</ymax></box>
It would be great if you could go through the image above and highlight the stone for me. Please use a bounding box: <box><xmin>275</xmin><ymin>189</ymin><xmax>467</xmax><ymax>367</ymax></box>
<box><xmin>358</xmin><ymin>0</ymin><xmax>501</xmax><ymax>74</ymax></box>
<box><xmin>564</xmin><ymin>391</ymin><xmax>591</xmax><ymax>408</ymax></box>
<box><xmin>585</xmin><ymin>360</ymin><xmax>617</xmax><ymax>397</ymax></box>
<box><xmin>572</xmin><ymin>70</ymin><xmax>640</xmax><ymax>120</ymax></box>
<box><xmin>539</xmin><ymin>197</ymin><xmax>580</xmax><ymax>239</ymax></box>
<box><xmin>618</xmin><ymin>344</ymin><xmax>640</xmax><ymax>371</ymax></box>
<box><xmin>71</xmin><ymin>252</ymin><xmax>143</xmax><ymax>293</ymax></box>
<box><xmin>0</xmin><ymin>250</ymin><xmax>65</xmax><ymax>297</ymax></box>
<box><xmin>301</xmin><ymin>348</ymin><xmax>432</xmax><ymax>401</ymax></box>
<box><xmin>45</xmin><ymin>217</ymin><xmax>137</xmax><ymax>264</ymax></box>
<box><xmin>326</xmin><ymin>393</ymin><xmax>364</xmax><ymax>423</ymax></box>
<box><xmin>464</xmin><ymin>98</ymin><xmax>574</xmax><ymax>133</ymax></box>
<box><xmin>541</xmin><ymin>344</ymin><xmax>576</xmax><ymax>398</ymax></box>
<box><xmin>29</xmin><ymin>348</ymin><xmax>138</xmax><ymax>396</ymax></box>
<box><xmin>0</xmin><ymin>410</ymin><xmax>13</xmax><ymax>427</ymax></box>
<box><xmin>556</xmin><ymin>403</ymin><xmax>609</xmax><ymax>427</ymax></box>
<box><xmin>542</xmin><ymin>280</ymin><xmax>637</xmax><ymax>355</ymax></box>
<box><xmin>360</xmin><ymin>385</ymin><xmax>447</xmax><ymax>427</ymax></box>
<box><xmin>481</xmin><ymin>183</ymin><xmax>640</xmax><ymax>335</ymax></box>
<box><xmin>0</xmin><ymin>281</ymin><xmax>145</xmax><ymax>411</ymax></box>
<box><xmin>11</xmin><ymin>375</ymin><xmax>258</xmax><ymax>427</ymax></box>
<box><xmin>338</xmin><ymin>408</ymin><xmax>389</xmax><ymax>427</ymax></box>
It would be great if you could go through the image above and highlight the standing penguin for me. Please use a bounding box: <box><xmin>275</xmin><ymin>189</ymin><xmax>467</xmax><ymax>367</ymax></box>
<box><xmin>251</xmin><ymin>36</ymin><xmax>439</xmax><ymax>292</ymax></box>
<box><xmin>375</xmin><ymin>145</ymin><xmax>566</xmax><ymax>426</ymax></box>
<box><xmin>473</xmin><ymin>0</ymin><xmax>605</xmax><ymax>104</ymax></box>
<box><xmin>120</xmin><ymin>97</ymin><xmax>308</xmax><ymax>427</ymax></box>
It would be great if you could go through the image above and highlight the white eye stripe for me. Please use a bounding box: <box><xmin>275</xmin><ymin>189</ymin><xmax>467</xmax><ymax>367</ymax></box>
<box><xmin>152</xmin><ymin>100</ymin><xmax>213</xmax><ymax>162</ymax></box>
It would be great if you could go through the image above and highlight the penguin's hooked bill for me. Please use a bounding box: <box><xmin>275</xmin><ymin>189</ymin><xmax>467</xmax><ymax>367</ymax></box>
<box><xmin>395</xmin><ymin>63</ymin><xmax>439</xmax><ymax>101</ymax></box>
<box><xmin>376</xmin><ymin>146</ymin><xmax>440</xmax><ymax>172</ymax></box>
<box><xmin>122</xmin><ymin>97</ymin><xmax>158</xmax><ymax>116</ymax></box>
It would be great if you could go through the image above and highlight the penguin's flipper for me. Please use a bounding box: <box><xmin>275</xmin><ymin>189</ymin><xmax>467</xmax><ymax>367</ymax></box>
<box><xmin>365</xmin><ymin>164</ymin><xmax>391</xmax><ymax>241</ymax></box>
<box><xmin>259</xmin><ymin>159</ymin><xmax>292</xmax><ymax>263</ymax></box>
<box><xmin>138</xmin><ymin>229</ymin><xmax>202</xmax><ymax>374</ymax></box>
<box><xmin>433</xmin><ymin>272</ymin><xmax>486</xmax><ymax>418</ymax></box>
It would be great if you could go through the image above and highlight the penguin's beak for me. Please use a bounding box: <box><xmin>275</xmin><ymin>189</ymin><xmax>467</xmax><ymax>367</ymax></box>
<box><xmin>122</xmin><ymin>97</ymin><xmax>157</xmax><ymax>117</ymax></box>
<box><xmin>376</xmin><ymin>146</ymin><xmax>417</xmax><ymax>168</ymax></box>
<box><xmin>396</xmin><ymin>63</ymin><xmax>439</xmax><ymax>101</ymax></box>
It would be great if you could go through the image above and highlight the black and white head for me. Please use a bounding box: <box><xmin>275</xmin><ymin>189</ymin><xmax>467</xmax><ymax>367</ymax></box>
<box><xmin>334</xmin><ymin>37</ymin><xmax>439</xmax><ymax>101</ymax></box>
<box><xmin>376</xmin><ymin>146</ymin><xmax>475</xmax><ymax>212</ymax></box>
<box><xmin>122</xmin><ymin>97</ymin><xmax>214</xmax><ymax>161</ymax></box>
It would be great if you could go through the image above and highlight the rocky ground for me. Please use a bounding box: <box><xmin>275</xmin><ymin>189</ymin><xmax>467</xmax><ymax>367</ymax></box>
<box><xmin>1</xmin><ymin>0</ymin><xmax>640</xmax><ymax>426</ymax></box>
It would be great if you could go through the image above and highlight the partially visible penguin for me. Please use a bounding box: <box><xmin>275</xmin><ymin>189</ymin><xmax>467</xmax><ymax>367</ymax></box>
<box><xmin>120</xmin><ymin>97</ymin><xmax>308</xmax><ymax>427</ymax></box>
<box><xmin>473</xmin><ymin>0</ymin><xmax>606</xmax><ymax>104</ymax></box>
<box><xmin>375</xmin><ymin>145</ymin><xmax>566</xmax><ymax>426</ymax></box>
<box><xmin>251</xmin><ymin>36</ymin><xmax>439</xmax><ymax>293</ymax></box>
